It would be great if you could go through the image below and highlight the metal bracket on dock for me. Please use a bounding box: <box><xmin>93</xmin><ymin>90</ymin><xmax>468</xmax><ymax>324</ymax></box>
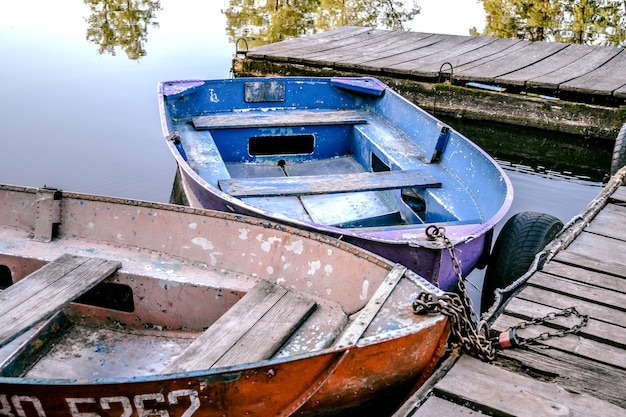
<box><xmin>235</xmin><ymin>38</ymin><xmax>249</xmax><ymax>57</ymax></box>
<box><xmin>437</xmin><ymin>62</ymin><xmax>453</xmax><ymax>84</ymax></box>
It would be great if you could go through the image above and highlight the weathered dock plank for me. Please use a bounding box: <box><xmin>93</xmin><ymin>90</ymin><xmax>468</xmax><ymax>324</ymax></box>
<box><xmin>462</xmin><ymin>41</ymin><xmax>569</xmax><ymax>84</ymax></box>
<box><xmin>392</xmin><ymin>180</ymin><xmax>626</xmax><ymax>416</ymax></box>
<box><xmin>233</xmin><ymin>26</ymin><xmax>626</xmax><ymax>138</ymax></box>
<box><xmin>560</xmin><ymin>49</ymin><xmax>626</xmax><ymax>96</ymax></box>
<box><xmin>495</xmin><ymin>43</ymin><xmax>594</xmax><ymax>87</ymax></box>
<box><xmin>527</xmin><ymin>45</ymin><xmax>623</xmax><ymax>90</ymax></box>
<box><xmin>431</xmin><ymin>356</ymin><xmax>626</xmax><ymax>417</ymax></box>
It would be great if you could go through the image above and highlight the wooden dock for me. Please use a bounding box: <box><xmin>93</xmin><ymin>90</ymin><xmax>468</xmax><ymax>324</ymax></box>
<box><xmin>393</xmin><ymin>168</ymin><xmax>626</xmax><ymax>416</ymax></box>
<box><xmin>232</xmin><ymin>26</ymin><xmax>626</xmax><ymax>140</ymax></box>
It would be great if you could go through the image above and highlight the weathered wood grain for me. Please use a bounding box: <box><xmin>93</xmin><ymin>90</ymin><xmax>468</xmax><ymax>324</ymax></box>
<box><xmin>514</xmin><ymin>284</ymin><xmax>626</xmax><ymax>328</ymax></box>
<box><xmin>495</xmin><ymin>43</ymin><xmax>595</xmax><ymax>87</ymax></box>
<box><xmin>560</xmin><ymin>49</ymin><xmax>626</xmax><ymax>95</ymax></box>
<box><xmin>193</xmin><ymin>109</ymin><xmax>367</xmax><ymax>130</ymax></box>
<box><xmin>412</xmin><ymin>395</ymin><xmax>488</xmax><ymax>416</ymax></box>
<box><xmin>497</xmin><ymin>346</ymin><xmax>626</xmax><ymax>409</ymax></box>
<box><xmin>164</xmin><ymin>280</ymin><xmax>316</xmax><ymax>372</ymax></box>
<box><xmin>459</xmin><ymin>41</ymin><xmax>569</xmax><ymax>84</ymax></box>
<box><xmin>494</xmin><ymin>313</ymin><xmax>626</xmax><ymax>370</ymax></box>
<box><xmin>243</xmin><ymin>26</ymin><xmax>625</xmax><ymax>98</ymax></box>
<box><xmin>499</xmin><ymin>296</ymin><xmax>626</xmax><ymax>348</ymax></box>
<box><xmin>218</xmin><ymin>169</ymin><xmax>441</xmax><ymax>197</ymax></box>
<box><xmin>584</xmin><ymin>203</ymin><xmax>626</xmax><ymax>242</ymax></box>
<box><xmin>541</xmin><ymin>261</ymin><xmax>626</xmax><ymax>295</ymax></box>
<box><xmin>434</xmin><ymin>355</ymin><xmax>626</xmax><ymax>417</ymax></box>
<box><xmin>527</xmin><ymin>45</ymin><xmax>622</xmax><ymax>90</ymax></box>
<box><xmin>0</xmin><ymin>254</ymin><xmax>120</xmax><ymax>348</ymax></box>
<box><xmin>553</xmin><ymin>231</ymin><xmax>626</xmax><ymax>278</ymax></box>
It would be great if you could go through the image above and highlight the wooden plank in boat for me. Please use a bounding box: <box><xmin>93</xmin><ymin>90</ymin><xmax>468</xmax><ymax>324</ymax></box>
<box><xmin>433</xmin><ymin>355</ymin><xmax>626</xmax><ymax>417</ymax></box>
<box><xmin>218</xmin><ymin>169</ymin><xmax>441</xmax><ymax>198</ymax></box>
<box><xmin>163</xmin><ymin>280</ymin><xmax>316</xmax><ymax>373</ymax></box>
<box><xmin>335</xmin><ymin>265</ymin><xmax>406</xmax><ymax>348</ymax></box>
<box><xmin>0</xmin><ymin>254</ymin><xmax>121</xmax><ymax>349</ymax></box>
<box><xmin>192</xmin><ymin>109</ymin><xmax>368</xmax><ymax>130</ymax></box>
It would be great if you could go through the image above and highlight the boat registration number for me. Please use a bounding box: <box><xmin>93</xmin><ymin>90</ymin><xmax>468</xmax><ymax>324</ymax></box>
<box><xmin>0</xmin><ymin>390</ymin><xmax>200</xmax><ymax>417</ymax></box>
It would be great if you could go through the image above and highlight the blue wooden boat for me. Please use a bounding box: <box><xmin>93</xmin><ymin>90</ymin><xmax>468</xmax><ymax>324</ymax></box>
<box><xmin>158</xmin><ymin>76</ymin><xmax>513</xmax><ymax>291</ymax></box>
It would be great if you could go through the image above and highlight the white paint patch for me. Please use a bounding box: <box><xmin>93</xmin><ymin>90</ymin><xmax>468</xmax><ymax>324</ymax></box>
<box><xmin>191</xmin><ymin>237</ymin><xmax>213</xmax><ymax>250</ymax></box>
<box><xmin>209</xmin><ymin>89</ymin><xmax>219</xmax><ymax>103</ymax></box>
<box><xmin>260</xmin><ymin>236</ymin><xmax>282</xmax><ymax>252</ymax></box>
<box><xmin>326</xmin><ymin>287</ymin><xmax>332</xmax><ymax>295</ymax></box>
<box><xmin>209</xmin><ymin>252</ymin><xmax>223</xmax><ymax>265</ymax></box>
<box><xmin>324</xmin><ymin>264</ymin><xmax>333</xmax><ymax>275</ymax></box>
<box><xmin>326</xmin><ymin>249</ymin><xmax>333</xmax><ymax>256</ymax></box>
<box><xmin>266</xmin><ymin>266</ymin><xmax>274</xmax><ymax>274</ymax></box>
<box><xmin>276</xmin><ymin>277</ymin><xmax>286</xmax><ymax>285</ymax></box>
<box><xmin>238</xmin><ymin>228</ymin><xmax>249</xmax><ymax>240</ymax></box>
<box><xmin>116</xmin><ymin>233</ymin><xmax>124</xmax><ymax>241</ymax></box>
<box><xmin>283</xmin><ymin>262</ymin><xmax>292</xmax><ymax>270</ymax></box>
<box><xmin>360</xmin><ymin>279</ymin><xmax>370</xmax><ymax>301</ymax></box>
<box><xmin>308</xmin><ymin>260</ymin><xmax>321</xmax><ymax>275</ymax></box>
<box><xmin>87</xmin><ymin>222</ymin><xmax>94</xmax><ymax>229</ymax></box>
<box><xmin>188</xmin><ymin>222</ymin><xmax>198</xmax><ymax>230</ymax></box>
<box><xmin>285</xmin><ymin>240</ymin><xmax>304</xmax><ymax>254</ymax></box>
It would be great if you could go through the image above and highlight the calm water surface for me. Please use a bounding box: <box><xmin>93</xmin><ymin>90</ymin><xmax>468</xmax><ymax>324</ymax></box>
<box><xmin>0</xmin><ymin>0</ymin><xmax>607</xmax><ymax>230</ymax></box>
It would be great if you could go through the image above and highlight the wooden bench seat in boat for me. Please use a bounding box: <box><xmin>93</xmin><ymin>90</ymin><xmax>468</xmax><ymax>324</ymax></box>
<box><xmin>163</xmin><ymin>280</ymin><xmax>317</xmax><ymax>373</ymax></box>
<box><xmin>218</xmin><ymin>169</ymin><xmax>441</xmax><ymax>198</ymax></box>
<box><xmin>0</xmin><ymin>254</ymin><xmax>121</xmax><ymax>349</ymax></box>
<box><xmin>192</xmin><ymin>109</ymin><xmax>368</xmax><ymax>130</ymax></box>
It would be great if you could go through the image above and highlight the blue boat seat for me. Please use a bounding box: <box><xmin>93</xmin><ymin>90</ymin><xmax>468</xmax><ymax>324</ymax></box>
<box><xmin>218</xmin><ymin>169</ymin><xmax>441</xmax><ymax>198</ymax></box>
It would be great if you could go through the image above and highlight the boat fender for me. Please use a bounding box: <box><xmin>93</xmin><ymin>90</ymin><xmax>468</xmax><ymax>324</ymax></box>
<box><xmin>480</xmin><ymin>211</ymin><xmax>563</xmax><ymax>313</ymax></box>
<box><xmin>610</xmin><ymin>121</ymin><xmax>626</xmax><ymax>176</ymax></box>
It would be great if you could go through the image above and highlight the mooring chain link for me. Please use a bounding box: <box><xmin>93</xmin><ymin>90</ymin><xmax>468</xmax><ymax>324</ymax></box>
<box><xmin>413</xmin><ymin>226</ymin><xmax>589</xmax><ymax>362</ymax></box>
<box><xmin>507</xmin><ymin>306</ymin><xmax>589</xmax><ymax>346</ymax></box>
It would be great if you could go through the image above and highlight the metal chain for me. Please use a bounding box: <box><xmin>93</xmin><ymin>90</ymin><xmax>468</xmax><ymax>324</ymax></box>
<box><xmin>414</xmin><ymin>225</ymin><xmax>496</xmax><ymax>361</ymax></box>
<box><xmin>508</xmin><ymin>306</ymin><xmax>589</xmax><ymax>346</ymax></box>
<box><xmin>412</xmin><ymin>226</ymin><xmax>589</xmax><ymax>361</ymax></box>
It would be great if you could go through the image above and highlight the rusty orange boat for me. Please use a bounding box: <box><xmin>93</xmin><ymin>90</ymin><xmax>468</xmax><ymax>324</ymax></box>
<box><xmin>0</xmin><ymin>184</ymin><xmax>449</xmax><ymax>416</ymax></box>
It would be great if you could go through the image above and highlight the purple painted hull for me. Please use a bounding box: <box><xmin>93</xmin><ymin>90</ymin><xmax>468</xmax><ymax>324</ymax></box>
<box><xmin>160</xmin><ymin>77</ymin><xmax>513</xmax><ymax>292</ymax></box>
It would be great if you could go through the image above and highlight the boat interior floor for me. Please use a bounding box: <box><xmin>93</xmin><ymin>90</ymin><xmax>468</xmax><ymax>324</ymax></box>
<box><xmin>225</xmin><ymin>156</ymin><xmax>415</xmax><ymax>228</ymax></box>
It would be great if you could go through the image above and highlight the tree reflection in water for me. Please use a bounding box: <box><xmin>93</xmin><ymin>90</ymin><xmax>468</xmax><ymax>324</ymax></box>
<box><xmin>224</xmin><ymin>0</ymin><xmax>421</xmax><ymax>48</ymax></box>
<box><xmin>84</xmin><ymin>0</ymin><xmax>161</xmax><ymax>60</ymax></box>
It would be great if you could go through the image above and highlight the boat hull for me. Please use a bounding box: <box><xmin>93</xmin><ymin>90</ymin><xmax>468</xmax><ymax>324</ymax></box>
<box><xmin>0</xmin><ymin>184</ymin><xmax>449</xmax><ymax>416</ymax></box>
<box><xmin>174</xmin><ymin>165</ymin><xmax>493</xmax><ymax>291</ymax></box>
<box><xmin>159</xmin><ymin>77</ymin><xmax>513</xmax><ymax>292</ymax></box>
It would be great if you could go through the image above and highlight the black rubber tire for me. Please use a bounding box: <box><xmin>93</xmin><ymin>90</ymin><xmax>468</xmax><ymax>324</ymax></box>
<box><xmin>610</xmin><ymin>122</ymin><xmax>626</xmax><ymax>176</ymax></box>
<box><xmin>480</xmin><ymin>211</ymin><xmax>563</xmax><ymax>313</ymax></box>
